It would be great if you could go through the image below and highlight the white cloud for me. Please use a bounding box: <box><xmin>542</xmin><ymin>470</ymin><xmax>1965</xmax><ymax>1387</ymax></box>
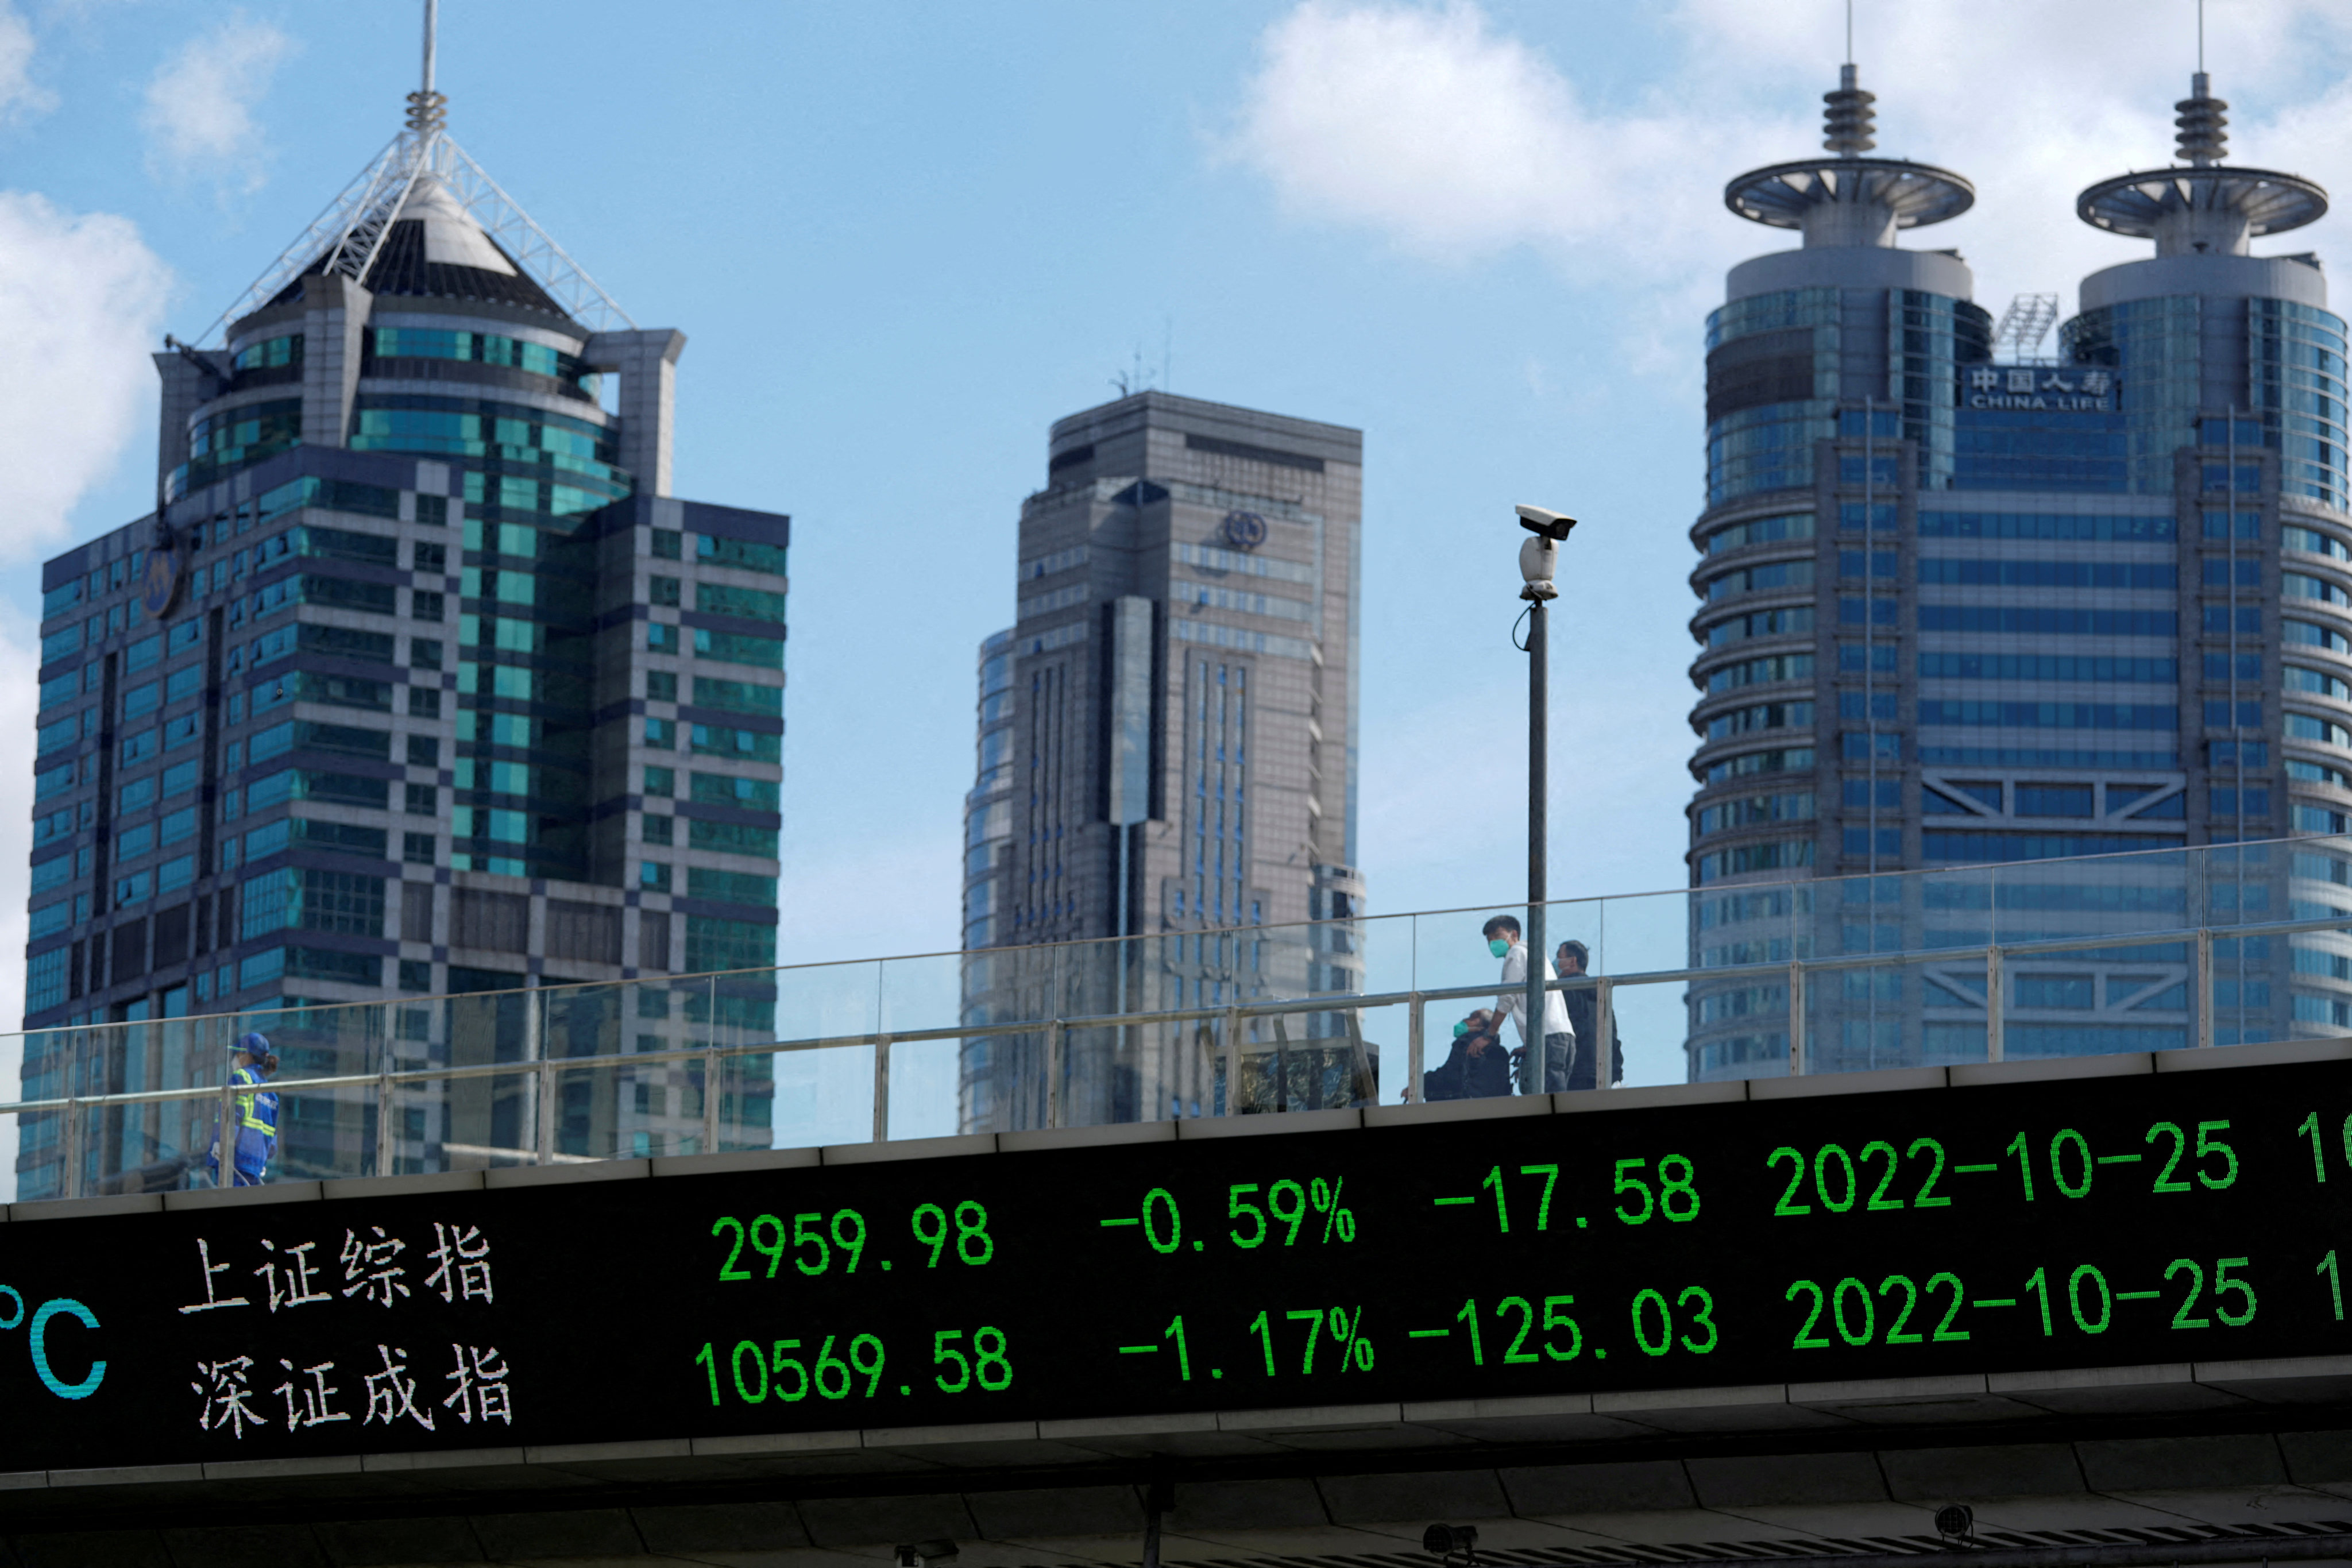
<box><xmin>1227</xmin><ymin>1</ymin><xmax>2352</xmax><ymax>362</ymax></box>
<box><xmin>0</xmin><ymin>2</ymin><xmax>54</xmax><ymax>123</ymax></box>
<box><xmin>0</xmin><ymin>191</ymin><xmax>173</xmax><ymax>559</ymax></box>
<box><xmin>140</xmin><ymin>13</ymin><xmax>295</xmax><ymax>196</ymax></box>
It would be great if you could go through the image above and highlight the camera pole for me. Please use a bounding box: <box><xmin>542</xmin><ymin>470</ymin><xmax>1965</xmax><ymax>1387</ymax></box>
<box><xmin>1513</xmin><ymin>505</ymin><xmax>1575</xmax><ymax>1092</ymax></box>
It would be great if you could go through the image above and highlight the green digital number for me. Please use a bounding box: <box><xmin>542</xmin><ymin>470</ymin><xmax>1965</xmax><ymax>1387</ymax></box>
<box><xmin>954</xmin><ymin>1201</ymin><xmax>994</xmax><ymax>1264</ymax></box>
<box><xmin>1658</xmin><ymin>1155</ymin><xmax>1700</xmax><ymax>1222</ymax></box>
<box><xmin>912</xmin><ymin>1204</ymin><xmax>951</xmax><ymax>1266</ymax></box>
<box><xmin>1769</xmin><ymin>1146</ymin><xmax>1811</xmax><ymax>1216</ymax></box>
<box><xmin>1268</xmin><ymin>1180</ymin><xmax>1310</xmax><ymax>1245</ymax></box>
<box><xmin>2050</xmin><ymin>1130</ymin><xmax>2094</xmax><ymax>1199</ymax></box>
<box><xmin>1229</xmin><ymin>1184</ymin><xmax>1269</xmax><ymax>1249</ymax></box>
<box><xmin>2149</xmin><ymin>1122</ymin><xmax>2191</xmax><ymax>1192</ymax></box>
<box><xmin>1678</xmin><ymin>1285</ymin><xmax>1718</xmax><ymax>1354</ymax></box>
<box><xmin>694</xmin><ymin>1341</ymin><xmax>720</xmax><ymax>1403</ymax></box>
<box><xmin>2322</xmin><ymin>1250</ymin><xmax>2345</xmax><ymax>1322</ymax></box>
<box><xmin>1814</xmin><ymin>1144</ymin><xmax>1856</xmax><ymax>1213</ymax></box>
<box><xmin>1861</xmin><ymin>1141</ymin><xmax>1904</xmax><ymax>1211</ymax></box>
<box><xmin>1881</xmin><ymin>1274</ymin><xmax>1921</xmax><ymax>1343</ymax></box>
<box><xmin>1832</xmin><ymin>1277</ymin><xmax>1873</xmax><ymax>1346</ymax></box>
<box><xmin>2299</xmin><ymin>1112</ymin><xmax>2327</xmax><ymax>1183</ymax></box>
<box><xmin>2068</xmin><ymin>1264</ymin><xmax>2111</xmax><ymax>1335</ymax></box>
<box><xmin>933</xmin><ymin>1329</ymin><xmax>972</xmax><ymax>1392</ymax></box>
<box><xmin>733</xmin><ymin>1338</ymin><xmax>770</xmax><ymax>1403</ymax></box>
<box><xmin>1787</xmin><ymin>1279</ymin><xmax>1830</xmax><ymax>1349</ymax></box>
<box><xmin>1926</xmin><ymin>1272</ymin><xmax>1968</xmax><ymax>1341</ymax></box>
<box><xmin>2214</xmin><ymin>1257</ymin><xmax>2257</xmax><ymax>1326</ymax></box>
<box><xmin>1497</xmin><ymin>1296</ymin><xmax>1540</xmax><ymax>1364</ymax></box>
<box><xmin>2165</xmin><ymin>1258</ymin><xmax>2210</xmax><ymax>1328</ymax></box>
<box><xmin>1909</xmin><ymin>1137</ymin><xmax>1951</xmax><ymax>1207</ymax></box>
<box><xmin>1454</xmin><ymin>1297</ymin><xmax>1486</xmax><ymax>1365</ymax></box>
<box><xmin>2005</xmin><ymin>1131</ymin><xmax>2037</xmax><ymax>1202</ymax></box>
<box><xmin>1541</xmin><ymin>1295</ymin><xmax>1582</xmax><ymax>1361</ymax></box>
<box><xmin>1631</xmin><ymin>1288</ymin><xmax>1673</xmax><ymax>1356</ymax></box>
<box><xmin>974</xmin><ymin>1327</ymin><xmax>1013</xmax><ymax>1391</ymax></box>
<box><xmin>1481</xmin><ymin>1164</ymin><xmax>1510</xmax><ymax>1232</ymax></box>
<box><xmin>1523</xmin><ymin>1163</ymin><xmax>1560</xmax><ymax>1229</ymax></box>
<box><xmin>1613</xmin><ymin>1158</ymin><xmax>1655</xmax><ymax>1225</ymax></box>
<box><xmin>773</xmin><ymin>1339</ymin><xmax>809</xmax><ymax>1401</ymax></box>
<box><xmin>2196</xmin><ymin>1122</ymin><xmax>2239</xmax><ymax>1189</ymax></box>
<box><xmin>1144</xmin><ymin>1188</ymin><xmax>1181</xmax><ymax>1254</ymax></box>
<box><xmin>712</xmin><ymin>1218</ymin><xmax>751</xmax><ymax>1281</ymax></box>
<box><xmin>793</xmin><ymin>1212</ymin><xmax>831</xmax><ymax>1276</ymax></box>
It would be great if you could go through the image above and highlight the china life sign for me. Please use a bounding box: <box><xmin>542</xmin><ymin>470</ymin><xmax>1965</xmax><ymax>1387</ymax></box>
<box><xmin>1963</xmin><ymin>365</ymin><xmax>2117</xmax><ymax>411</ymax></box>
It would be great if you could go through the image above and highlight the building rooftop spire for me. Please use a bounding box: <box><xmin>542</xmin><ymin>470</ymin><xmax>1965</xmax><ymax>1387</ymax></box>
<box><xmin>1723</xmin><ymin>61</ymin><xmax>1972</xmax><ymax>247</ymax></box>
<box><xmin>2076</xmin><ymin>68</ymin><xmax>2326</xmax><ymax>256</ymax></box>
<box><xmin>187</xmin><ymin>0</ymin><xmax>631</xmax><ymax>345</ymax></box>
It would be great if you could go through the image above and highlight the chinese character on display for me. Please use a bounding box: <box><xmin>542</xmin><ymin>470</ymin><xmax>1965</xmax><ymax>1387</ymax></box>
<box><xmin>193</xmin><ymin>1356</ymin><xmax>269</xmax><ymax>1437</ymax></box>
<box><xmin>2006</xmin><ymin>369</ymin><xmax>2037</xmax><ymax>393</ymax></box>
<box><xmin>2081</xmin><ymin>370</ymin><xmax>2113</xmax><ymax>396</ymax></box>
<box><xmin>2041</xmin><ymin>373</ymin><xmax>2075</xmax><ymax>393</ymax></box>
<box><xmin>176</xmin><ymin>1239</ymin><xmax>252</xmax><ymax>1315</ymax></box>
<box><xmin>1968</xmin><ymin>367</ymin><xmax>2000</xmax><ymax>391</ymax></box>
<box><xmin>442</xmin><ymin>1345</ymin><xmax>513</xmax><ymax>1426</ymax></box>
<box><xmin>362</xmin><ymin>1343</ymin><xmax>436</xmax><ymax>1431</ymax></box>
<box><xmin>341</xmin><ymin>1226</ymin><xmax>411</xmax><ymax>1308</ymax></box>
<box><xmin>254</xmin><ymin>1239</ymin><xmax>334</xmax><ymax>1312</ymax></box>
<box><xmin>424</xmin><ymin>1222</ymin><xmax>493</xmax><ymax>1305</ymax></box>
<box><xmin>272</xmin><ymin>1357</ymin><xmax>352</xmax><ymax>1428</ymax></box>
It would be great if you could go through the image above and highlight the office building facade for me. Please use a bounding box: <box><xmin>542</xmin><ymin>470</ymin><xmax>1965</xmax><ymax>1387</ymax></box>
<box><xmin>960</xmin><ymin>392</ymin><xmax>1365</xmax><ymax>1130</ymax></box>
<box><xmin>1686</xmin><ymin>68</ymin><xmax>2352</xmax><ymax>1078</ymax></box>
<box><xmin>22</xmin><ymin>84</ymin><xmax>787</xmax><ymax>1193</ymax></box>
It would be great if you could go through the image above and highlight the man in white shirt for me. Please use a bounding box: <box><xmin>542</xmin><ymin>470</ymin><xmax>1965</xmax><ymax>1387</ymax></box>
<box><xmin>1482</xmin><ymin>914</ymin><xmax>1575</xmax><ymax>1094</ymax></box>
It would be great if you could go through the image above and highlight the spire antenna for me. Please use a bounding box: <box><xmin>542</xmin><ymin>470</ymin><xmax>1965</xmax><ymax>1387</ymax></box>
<box><xmin>1845</xmin><ymin>0</ymin><xmax>1853</xmax><ymax>65</ymax></box>
<box><xmin>406</xmin><ymin>0</ymin><xmax>446</xmax><ymax>137</ymax></box>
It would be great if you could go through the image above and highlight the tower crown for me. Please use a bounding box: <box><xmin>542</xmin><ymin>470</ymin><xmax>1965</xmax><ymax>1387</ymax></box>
<box><xmin>1724</xmin><ymin>63</ymin><xmax>1972</xmax><ymax>248</ymax></box>
<box><xmin>2076</xmin><ymin>71</ymin><xmax>2326</xmax><ymax>256</ymax></box>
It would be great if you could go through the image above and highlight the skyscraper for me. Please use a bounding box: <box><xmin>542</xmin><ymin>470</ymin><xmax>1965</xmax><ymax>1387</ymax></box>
<box><xmin>21</xmin><ymin>40</ymin><xmax>787</xmax><ymax>1192</ymax></box>
<box><xmin>1686</xmin><ymin>64</ymin><xmax>2350</xmax><ymax>1078</ymax></box>
<box><xmin>959</xmin><ymin>391</ymin><xmax>1365</xmax><ymax>1130</ymax></box>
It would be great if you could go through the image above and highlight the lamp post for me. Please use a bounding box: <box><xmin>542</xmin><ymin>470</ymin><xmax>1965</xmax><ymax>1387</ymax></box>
<box><xmin>1515</xmin><ymin>505</ymin><xmax>1577</xmax><ymax>1083</ymax></box>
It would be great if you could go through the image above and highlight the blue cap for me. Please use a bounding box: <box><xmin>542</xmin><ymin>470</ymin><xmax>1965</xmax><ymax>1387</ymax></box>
<box><xmin>235</xmin><ymin>1032</ymin><xmax>271</xmax><ymax>1056</ymax></box>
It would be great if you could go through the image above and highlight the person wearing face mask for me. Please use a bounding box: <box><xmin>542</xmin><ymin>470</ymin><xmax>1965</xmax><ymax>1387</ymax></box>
<box><xmin>1482</xmin><ymin>914</ymin><xmax>1574</xmax><ymax>1094</ymax></box>
<box><xmin>1419</xmin><ymin>1009</ymin><xmax>1512</xmax><ymax>1102</ymax></box>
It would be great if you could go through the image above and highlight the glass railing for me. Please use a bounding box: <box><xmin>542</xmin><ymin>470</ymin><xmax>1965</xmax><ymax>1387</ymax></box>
<box><xmin>15</xmin><ymin>834</ymin><xmax>2352</xmax><ymax>1203</ymax></box>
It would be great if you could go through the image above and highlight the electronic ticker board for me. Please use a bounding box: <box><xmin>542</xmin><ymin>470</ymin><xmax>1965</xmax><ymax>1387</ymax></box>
<box><xmin>7</xmin><ymin>1055</ymin><xmax>2352</xmax><ymax>1472</ymax></box>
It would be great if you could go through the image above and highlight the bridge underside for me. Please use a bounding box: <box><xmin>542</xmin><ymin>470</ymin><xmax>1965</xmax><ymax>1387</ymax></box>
<box><xmin>17</xmin><ymin>1362</ymin><xmax>2352</xmax><ymax>1567</ymax></box>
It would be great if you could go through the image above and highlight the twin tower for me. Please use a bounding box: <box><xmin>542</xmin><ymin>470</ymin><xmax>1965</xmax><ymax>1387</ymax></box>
<box><xmin>1685</xmin><ymin>67</ymin><xmax>2351</xmax><ymax>1077</ymax></box>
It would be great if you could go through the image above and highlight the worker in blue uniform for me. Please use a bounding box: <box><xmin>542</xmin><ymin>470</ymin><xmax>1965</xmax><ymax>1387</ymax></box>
<box><xmin>206</xmin><ymin>1033</ymin><xmax>280</xmax><ymax>1186</ymax></box>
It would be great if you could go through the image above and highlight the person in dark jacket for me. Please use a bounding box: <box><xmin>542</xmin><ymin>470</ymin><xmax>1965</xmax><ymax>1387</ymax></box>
<box><xmin>1555</xmin><ymin>941</ymin><xmax>1624</xmax><ymax>1090</ymax></box>
<box><xmin>1419</xmin><ymin>1009</ymin><xmax>1515</xmax><ymax>1102</ymax></box>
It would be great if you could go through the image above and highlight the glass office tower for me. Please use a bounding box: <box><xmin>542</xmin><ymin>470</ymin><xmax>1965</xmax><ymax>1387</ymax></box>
<box><xmin>958</xmin><ymin>392</ymin><xmax>1366</xmax><ymax>1130</ymax></box>
<box><xmin>1686</xmin><ymin>68</ymin><xmax>2352</xmax><ymax>1078</ymax></box>
<box><xmin>21</xmin><ymin>80</ymin><xmax>787</xmax><ymax>1193</ymax></box>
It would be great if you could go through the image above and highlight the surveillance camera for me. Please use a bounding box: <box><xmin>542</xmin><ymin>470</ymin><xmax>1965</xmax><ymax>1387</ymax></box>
<box><xmin>1514</xmin><ymin>504</ymin><xmax>1577</xmax><ymax>542</ymax></box>
<box><xmin>895</xmin><ymin>1542</ymin><xmax>959</xmax><ymax>1568</ymax></box>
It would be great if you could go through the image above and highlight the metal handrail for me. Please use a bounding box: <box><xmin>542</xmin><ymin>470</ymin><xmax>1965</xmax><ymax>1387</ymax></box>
<box><xmin>19</xmin><ymin>910</ymin><xmax>2346</xmax><ymax>1123</ymax></box>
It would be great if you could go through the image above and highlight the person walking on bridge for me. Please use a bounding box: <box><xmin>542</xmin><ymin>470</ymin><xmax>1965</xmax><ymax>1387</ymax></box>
<box><xmin>1555</xmin><ymin>940</ymin><xmax>1624</xmax><ymax>1091</ymax></box>
<box><xmin>206</xmin><ymin>1033</ymin><xmax>280</xmax><ymax>1187</ymax></box>
<box><xmin>1482</xmin><ymin>915</ymin><xmax>1574</xmax><ymax>1095</ymax></box>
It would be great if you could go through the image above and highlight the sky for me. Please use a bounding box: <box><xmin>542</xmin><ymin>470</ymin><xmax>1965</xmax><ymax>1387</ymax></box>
<box><xmin>2</xmin><ymin>0</ymin><xmax>2352</xmax><ymax>1130</ymax></box>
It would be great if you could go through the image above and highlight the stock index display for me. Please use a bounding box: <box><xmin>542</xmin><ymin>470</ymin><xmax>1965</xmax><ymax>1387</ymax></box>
<box><xmin>5</xmin><ymin>1055</ymin><xmax>2352</xmax><ymax>1469</ymax></box>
